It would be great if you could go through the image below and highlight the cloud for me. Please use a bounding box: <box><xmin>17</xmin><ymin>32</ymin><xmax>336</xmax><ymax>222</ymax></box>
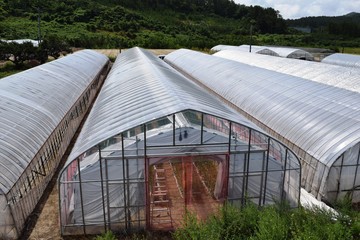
<box><xmin>233</xmin><ymin>0</ymin><xmax>360</xmax><ymax>19</ymax></box>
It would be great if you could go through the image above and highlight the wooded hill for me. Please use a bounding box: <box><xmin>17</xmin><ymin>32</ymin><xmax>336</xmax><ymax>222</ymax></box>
<box><xmin>0</xmin><ymin>0</ymin><xmax>359</xmax><ymax>50</ymax></box>
<box><xmin>287</xmin><ymin>12</ymin><xmax>360</xmax><ymax>38</ymax></box>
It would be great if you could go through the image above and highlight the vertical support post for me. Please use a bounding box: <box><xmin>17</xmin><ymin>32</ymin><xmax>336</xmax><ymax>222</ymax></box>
<box><xmin>172</xmin><ymin>114</ymin><xmax>176</xmax><ymax>146</ymax></box>
<box><xmin>121</xmin><ymin>133</ymin><xmax>128</xmax><ymax>230</ymax></box>
<box><xmin>242</xmin><ymin>128</ymin><xmax>252</xmax><ymax>205</ymax></box>
<box><xmin>281</xmin><ymin>149</ymin><xmax>288</xmax><ymax>201</ymax></box>
<box><xmin>226</xmin><ymin>122</ymin><xmax>232</xmax><ymax>203</ymax></box>
<box><xmin>262</xmin><ymin>138</ymin><xmax>271</xmax><ymax>205</ymax></box>
<box><xmin>105</xmin><ymin>157</ymin><xmax>111</xmax><ymax>230</ymax></box>
<box><xmin>144</xmin><ymin>125</ymin><xmax>150</xmax><ymax>230</ymax></box>
<box><xmin>351</xmin><ymin>146</ymin><xmax>360</xmax><ymax>201</ymax></box>
<box><xmin>337</xmin><ymin>153</ymin><xmax>345</xmax><ymax>200</ymax></box>
<box><xmin>201</xmin><ymin>113</ymin><xmax>204</xmax><ymax>144</ymax></box>
<box><xmin>98</xmin><ymin>146</ymin><xmax>107</xmax><ymax>232</ymax></box>
<box><xmin>77</xmin><ymin>158</ymin><xmax>86</xmax><ymax>235</ymax></box>
<box><xmin>258</xmin><ymin>151</ymin><xmax>265</xmax><ymax>206</ymax></box>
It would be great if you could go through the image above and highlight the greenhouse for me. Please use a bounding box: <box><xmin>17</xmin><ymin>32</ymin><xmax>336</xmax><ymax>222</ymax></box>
<box><xmin>0</xmin><ymin>50</ymin><xmax>110</xmax><ymax>239</ymax></box>
<box><xmin>165</xmin><ymin>49</ymin><xmax>360</xmax><ymax>205</ymax></box>
<box><xmin>238</xmin><ymin>45</ymin><xmax>314</xmax><ymax>60</ymax></box>
<box><xmin>214</xmin><ymin>50</ymin><xmax>360</xmax><ymax>93</ymax></box>
<box><xmin>210</xmin><ymin>45</ymin><xmax>244</xmax><ymax>52</ymax></box>
<box><xmin>58</xmin><ymin>47</ymin><xmax>301</xmax><ymax>236</ymax></box>
<box><xmin>211</xmin><ymin>45</ymin><xmax>279</xmax><ymax>56</ymax></box>
<box><xmin>322</xmin><ymin>53</ymin><xmax>360</xmax><ymax>68</ymax></box>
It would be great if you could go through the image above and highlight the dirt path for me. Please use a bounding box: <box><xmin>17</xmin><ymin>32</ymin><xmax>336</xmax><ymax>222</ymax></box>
<box><xmin>28</xmin><ymin>186</ymin><xmax>62</xmax><ymax>240</ymax></box>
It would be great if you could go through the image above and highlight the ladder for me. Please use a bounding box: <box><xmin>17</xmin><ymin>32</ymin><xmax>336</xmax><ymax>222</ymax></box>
<box><xmin>150</xmin><ymin>165</ymin><xmax>173</xmax><ymax>229</ymax></box>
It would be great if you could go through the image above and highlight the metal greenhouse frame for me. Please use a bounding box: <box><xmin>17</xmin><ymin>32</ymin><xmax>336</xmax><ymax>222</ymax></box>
<box><xmin>0</xmin><ymin>50</ymin><xmax>110</xmax><ymax>238</ymax></box>
<box><xmin>165</xmin><ymin>49</ymin><xmax>360</xmax><ymax>204</ymax></box>
<box><xmin>58</xmin><ymin>47</ymin><xmax>301</xmax><ymax>236</ymax></box>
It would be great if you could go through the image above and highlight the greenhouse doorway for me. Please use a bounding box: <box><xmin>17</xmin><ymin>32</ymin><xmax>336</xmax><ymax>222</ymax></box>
<box><xmin>147</xmin><ymin>154</ymin><xmax>228</xmax><ymax>230</ymax></box>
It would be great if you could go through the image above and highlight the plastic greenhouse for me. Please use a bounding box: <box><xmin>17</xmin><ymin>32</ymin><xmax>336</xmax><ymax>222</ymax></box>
<box><xmin>165</xmin><ymin>49</ymin><xmax>360</xmax><ymax>204</ymax></box>
<box><xmin>58</xmin><ymin>47</ymin><xmax>301</xmax><ymax>236</ymax></box>
<box><xmin>0</xmin><ymin>50</ymin><xmax>110</xmax><ymax>238</ymax></box>
<box><xmin>210</xmin><ymin>45</ymin><xmax>244</xmax><ymax>52</ymax></box>
<box><xmin>211</xmin><ymin>45</ymin><xmax>279</xmax><ymax>56</ymax></box>
<box><xmin>214</xmin><ymin>50</ymin><xmax>360</xmax><ymax>93</ymax></box>
<box><xmin>238</xmin><ymin>45</ymin><xmax>314</xmax><ymax>60</ymax></box>
<box><xmin>322</xmin><ymin>53</ymin><xmax>360</xmax><ymax>68</ymax></box>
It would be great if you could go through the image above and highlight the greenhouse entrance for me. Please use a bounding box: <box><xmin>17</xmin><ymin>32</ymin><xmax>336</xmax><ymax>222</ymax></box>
<box><xmin>148</xmin><ymin>154</ymin><xmax>227</xmax><ymax>230</ymax></box>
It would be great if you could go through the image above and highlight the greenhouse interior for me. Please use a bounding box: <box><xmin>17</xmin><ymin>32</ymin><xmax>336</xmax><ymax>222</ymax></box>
<box><xmin>58</xmin><ymin>47</ymin><xmax>301</xmax><ymax>236</ymax></box>
<box><xmin>165</xmin><ymin>49</ymin><xmax>360</xmax><ymax>205</ymax></box>
<box><xmin>0</xmin><ymin>50</ymin><xmax>110</xmax><ymax>239</ymax></box>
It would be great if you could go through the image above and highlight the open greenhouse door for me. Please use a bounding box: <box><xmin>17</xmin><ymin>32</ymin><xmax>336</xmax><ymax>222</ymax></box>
<box><xmin>147</xmin><ymin>155</ymin><xmax>228</xmax><ymax>230</ymax></box>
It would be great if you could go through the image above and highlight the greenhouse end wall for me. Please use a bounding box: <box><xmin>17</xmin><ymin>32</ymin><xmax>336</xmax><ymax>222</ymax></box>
<box><xmin>59</xmin><ymin>111</ymin><xmax>301</xmax><ymax>236</ymax></box>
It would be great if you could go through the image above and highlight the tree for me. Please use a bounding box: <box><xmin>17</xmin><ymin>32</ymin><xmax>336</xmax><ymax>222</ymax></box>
<box><xmin>39</xmin><ymin>35</ymin><xmax>72</xmax><ymax>59</ymax></box>
<box><xmin>0</xmin><ymin>41</ymin><xmax>37</xmax><ymax>67</ymax></box>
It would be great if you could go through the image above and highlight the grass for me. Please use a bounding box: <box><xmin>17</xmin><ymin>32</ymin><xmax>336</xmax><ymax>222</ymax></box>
<box><xmin>173</xmin><ymin>200</ymin><xmax>360</xmax><ymax>240</ymax></box>
<box><xmin>342</xmin><ymin>47</ymin><xmax>360</xmax><ymax>55</ymax></box>
<box><xmin>0</xmin><ymin>61</ymin><xmax>30</xmax><ymax>79</ymax></box>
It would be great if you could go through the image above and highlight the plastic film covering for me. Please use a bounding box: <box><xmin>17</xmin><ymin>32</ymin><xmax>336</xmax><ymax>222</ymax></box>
<box><xmin>322</xmin><ymin>53</ymin><xmax>360</xmax><ymax>68</ymax></box>
<box><xmin>0</xmin><ymin>50</ymin><xmax>108</xmax><ymax>194</ymax></box>
<box><xmin>210</xmin><ymin>45</ymin><xmax>244</xmax><ymax>52</ymax></box>
<box><xmin>66</xmin><ymin>47</ymin><xmax>260</xmax><ymax>164</ymax></box>
<box><xmin>59</xmin><ymin>47</ymin><xmax>301</xmax><ymax>235</ymax></box>
<box><xmin>238</xmin><ymin>45</ymin><xmax>314</xmax><ymax>60</ymax></box>
<box><xmin>214</xmin><ymin>50</ymin><xmax>360</xmax><ymax>93</ymax></box>
<box><xmin>165</xmin><ymin>49</ymin><xmax>360</xmax><ymax>201</ymax></box>
<box><xmin>211</xmin><ymin>45</ymin><xmax>279</xmax><ymax>56</ymax></box>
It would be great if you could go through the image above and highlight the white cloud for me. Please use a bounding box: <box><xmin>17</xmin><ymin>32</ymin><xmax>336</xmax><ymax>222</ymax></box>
<box><xmin>233</xmin><ymin>0</ymin><xmax>360</xmax><ymax>19</ymax></box>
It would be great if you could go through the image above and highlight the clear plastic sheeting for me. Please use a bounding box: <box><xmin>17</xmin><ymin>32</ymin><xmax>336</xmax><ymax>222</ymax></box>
<box><xmin>322</xmin><ymin>53</ymin><xmax>360</xmax><ymax>68</ymax></box>
<box><xmin>211</xmin><ymin>45</ymin><xmax>279</xmax><ymax>56</ymax></box>
<box><xmin>165</xmin><ymin>49</ymin><xmax>360</xmax><ymax>203</ymax></box>
<box><xmin>0</xmin><ymin>50</ymin><xmax>108</xmax><ymax>193</ymax></box>
<box><xmin>0</xmin><ymin>49</ymin><xmax>109</xmax><ymax>238</ymax></box>
<box><xmin>238</xmin><ymin>45</ymin><xmax>314</xmax><ymax>60</ymax></box>
<box><xmin>210</xmin><ymin>45</ymin><xmax>244</xmax><ymax>52</ymax></box>
<box><xmin>214</xmin><ymin>50</ymin><xmax>360</xmax><ymax>93</ymax></box>
<box><xmin>59</xmin><ymin>47</ymin><xmax>301</xmax><ymax>236</ymax></box>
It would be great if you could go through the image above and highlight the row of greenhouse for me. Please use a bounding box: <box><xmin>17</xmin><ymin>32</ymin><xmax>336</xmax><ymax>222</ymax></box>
<box><xmin>0</xmin><ymin>46</ymin><xmax>359</xmax><ymax>238</ymax></box>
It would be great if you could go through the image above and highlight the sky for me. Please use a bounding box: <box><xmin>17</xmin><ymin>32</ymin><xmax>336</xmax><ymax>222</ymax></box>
<box><xmin>233</xmin><ymin>0</ymin><xmax>360</xmax><ymax>19</ymax></box>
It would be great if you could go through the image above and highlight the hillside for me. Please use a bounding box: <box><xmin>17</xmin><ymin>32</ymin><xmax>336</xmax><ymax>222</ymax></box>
<box><xmin>1</xmin><ymin>1</ymin><xmax>360</xmax><ymax>51</ymax></box>
<box><xmin>0</xmin><ymin>0</ymin><xmax>286</xmax><ymax>49</ymax></box>
<box><xmin>287</xmin><ymin>12</ymin><xmax>360</xmax><ymax>37</ymax></box>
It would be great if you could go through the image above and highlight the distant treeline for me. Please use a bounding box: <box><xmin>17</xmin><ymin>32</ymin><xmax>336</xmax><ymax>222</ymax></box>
<box><xmin>0</xmin><ymin>0</ymin><xmax>359</xmax><ymax>50</ymax></box>
<box><xmin>287</xmin><ymin>12</ymin><xmax>360</xmax><ymax>38</ymax></box>
<box><xmin>2</xmin><ymin>0</ymin><xmax>286</xmax><ymax>34</ymax></box>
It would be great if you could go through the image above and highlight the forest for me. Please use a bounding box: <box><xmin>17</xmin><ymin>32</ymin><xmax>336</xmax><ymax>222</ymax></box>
<box><xmin>0</xmin><ymin>0</ymin><xmax>359</xmax><ymax>50</ymax></box>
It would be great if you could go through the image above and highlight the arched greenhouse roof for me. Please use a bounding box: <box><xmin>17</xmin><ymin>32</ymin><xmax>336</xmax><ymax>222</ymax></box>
<box><xmin>66</xmin><ymin>47</ymin><xmax>266</xmax><ymax>164</ymax></box>
<box><xmin>210</xmin><ymin>45</ymin><xmax>242</xmax><ymax>52</ymax></box>
<box><xmin>214</xmin><ymin>50</ymin><xmax>360</xmax><ymax>93</ymax></box>
<box><xmin>237</xmin><ymin>45</ymin><xmax>279</xmax><ymax>56</ymax></box>
<box><xmin>239</xmin><ymin>45</ymin><xmax>314</xmax><ymax>60</ymax></box>
<box><xmin>0</xmin><ymin>50</ymin><xmax>109</xmax><ymax>194</ymax></box>
<box><xmin>322</xmin><ymin>53</ymin><xmax>360</xmax><ymax>68</ymax></box>
<box><xmin>164</xmin><ymin>49</ymin><xmax>360</xmax><ymax>169</ymax></box>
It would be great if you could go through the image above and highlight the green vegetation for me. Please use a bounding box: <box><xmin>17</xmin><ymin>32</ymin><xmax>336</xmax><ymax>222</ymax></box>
<box><xmin>91</xmin><ymin>199</ymin><xmax>360</xmax><ymax>239</ymax></box>
<box><xmin>174</xmin><ymin>202</ymin><xmax>360</xmax><ymax>240</ymax></box>
<box><xmin>0</xmin><ymin>0</ymin><xmax>359</xmax><ymax>50</ymax></box>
